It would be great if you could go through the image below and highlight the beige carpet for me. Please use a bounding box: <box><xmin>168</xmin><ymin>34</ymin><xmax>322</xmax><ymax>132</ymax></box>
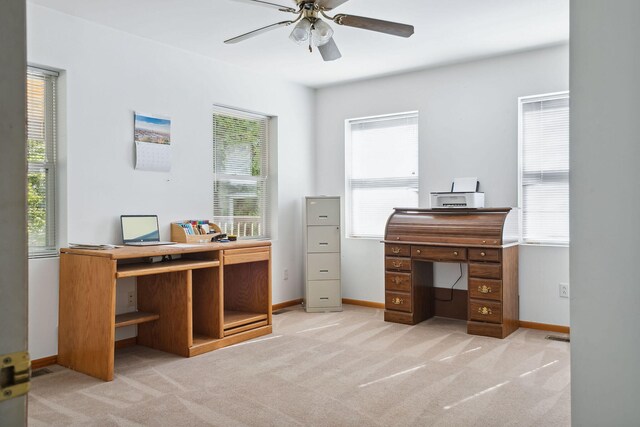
<box><xmin>28</xmin><ymin>305</ymin><xmax>570</xmax><ymax>426</ymax></box>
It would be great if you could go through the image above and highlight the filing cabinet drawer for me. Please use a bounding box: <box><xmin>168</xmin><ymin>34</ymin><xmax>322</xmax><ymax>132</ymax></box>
<box><xmin>468</xmin><ymin>248</ymin><xmax>501</xmax><ymax>262</ymax></box>
<box><xmin>412</xmin><ymin>246</ymin><xmax>467</xmax><ymax>262</ymax></box>
<box><xmin>307</xmin><ymin>280</ymin><xmax>341</xmax><ymax>308</ymax></box>
<box><xmin>306</xmin><ymin>198</ymin><xmax>340</xmax><ymax>225</ymax></box>
<box><xmin>385</xmin><ymin>291</ymin><xmax>412</xmax><ymax>313</ymax></box>
<box><xmin>468</xmin><ymin>278</ymin><xmax>502</xmax><ymax>301</ymax></box>
<box><xmin>385</xmin><ymin>244</ymin><xmax>411</xmax><ymax>257</ymax></box>
<box><xmin>307</xmin><ymin>226</ymin><xmax>340</xmax><ymax>253</ymax></box>
<box><xmin>385</xmin><ymin>272</ymin><xmax>412</xmax><ymax>292</ymax></box>
<box><xmin>307</xmin><ymin>253</ymin><xmax>340</xmax><ymax>281</ymax></box>
<box><xmin>469</xmin><ymin>299</ymin><xmax>502</xmax><ymax>323</ymax></box>
<box><xmin>385</xmin><ymin>257</ymin><xmax>411</xmax><ymax>271</ymax></box>
<box><xmin>469</xmin><ymin>262</ymin><xmax>502</xmax><ymax>279</ymax></box>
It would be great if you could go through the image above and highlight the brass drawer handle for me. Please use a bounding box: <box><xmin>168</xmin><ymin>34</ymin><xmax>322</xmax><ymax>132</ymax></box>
<box><xmin>416</xmin><ymin>249</ymin><xmax>421</xmax><ymax>254</ymax></box>
<box><xmin>391</xmin><ymin>276</ymin><xmax>402</xmax><ymax>285</ymax></box>
<box><xmin>391</xmin><ymin>297</ymin><xmax>404</xmax><ymax>305</ymax></box>
<box><xmin>392</xmin><ymin>260</ymin><xmax>403</xmax><ymax>268</ymax></box>
<box><xmin>478</xmin><ymin>307</ymin><xmax>493</xmax><ymax>316</ymax></box>
<box><xmin>480</xmin><ymin>252</ymin><xmax>486</xmax><ymax>257</ymax></box>
<box><xmin>453</xmin><ymin>251</ymin><xmax>459</xmax><ymax>256</ymax></box>
<box><xmin>478</xmin><ymin>285</ymin><xmax>492</xmax><ymax>294</ymax></box>
<box><xmin>391</xmin><ymin>247</ymin><xmax>401</xmax><ymax>254</ymax></box>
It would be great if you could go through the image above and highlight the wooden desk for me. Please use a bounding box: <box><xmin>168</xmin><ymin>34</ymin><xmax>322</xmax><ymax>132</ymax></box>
<box><xmin>58</xmin><ymin>241</ymin><xmax>272</xmax><ymax>381</ymax></box>
<box><xmin>383</xmin><ymin>208</ymin><xmax>519</xmax><ymax>339</ymax></box>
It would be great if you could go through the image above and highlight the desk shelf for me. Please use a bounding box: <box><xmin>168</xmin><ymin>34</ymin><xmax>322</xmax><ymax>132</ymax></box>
<box><xmin>116</xmin><ymin>259</ymin><xmax>219</xmax><ymax>278</ymax></box>
<box><xmin>115</xmin><ymin>311</ymin><xmax>159</xmax><ymax>328</ymax></box>
<box><xmin>224</xmin><ymin>310</ymin><xmax>268</xmax><ymax>335</ymax></box>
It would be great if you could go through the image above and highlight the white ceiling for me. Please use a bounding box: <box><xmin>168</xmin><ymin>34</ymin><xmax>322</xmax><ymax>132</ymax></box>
<box><xmin>28</xmin><ymin>0</ymin><xmax>569</xmax><ymax>88</ymax></box>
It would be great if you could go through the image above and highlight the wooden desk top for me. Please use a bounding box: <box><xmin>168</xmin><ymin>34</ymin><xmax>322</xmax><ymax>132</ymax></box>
<box><xmin>60</xmin><ymin>240</ymin><xmax>271</xmax><ymax>260</ymax></box>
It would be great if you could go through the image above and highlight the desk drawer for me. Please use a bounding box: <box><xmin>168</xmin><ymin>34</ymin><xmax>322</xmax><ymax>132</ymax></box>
<box><xmin>468</xmin><ymin>248</ymin><xmax>501</xmax><ymax>263</ymax></box>
<box><xmin>469</xmin><ymin>262</ymin><xmax>502</xmax><ymax>279</ymax></box>
<box><xmin>385</xmin><ymin>272</ymin><xmax>412</xmax><ymax>292</ymax></box>
<box><xmin>469</xmin><ymin>299</ymin><xmax>502</xmax><ymax>323</ymax></box>
<box><xmin>385</xmin><ymin>257</ymin><xmax>411</xmax><ymax>271</ymax></box>
<box><xmin>468</xmin><ymin>278</ymin><xmax>502</xmax><ymax>301</ymax></box>
<box><xmin>385</xmin><ymin>291</ymin><xmax>412</xmax><ymax>313</ymax></box>
<box><xmin>385</xmin><ymin>244</ymin><xmax>410</xmax><ymax>257</ymax></box>
<box><xmin>223</xmin><ymin>247</ymin><xmax>270</xmax><ymax>265</ymax></box>
<box><xmin>412</xmin><ymin>246</ymin><xmax>467</xmax><ymax>262</ymax></box>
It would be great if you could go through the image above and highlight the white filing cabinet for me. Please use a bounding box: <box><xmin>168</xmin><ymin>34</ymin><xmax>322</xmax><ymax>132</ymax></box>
<box><xmin>304</xmin><ymin>196</ymin><xmax>342</xmax><ymax>312</ymax></box>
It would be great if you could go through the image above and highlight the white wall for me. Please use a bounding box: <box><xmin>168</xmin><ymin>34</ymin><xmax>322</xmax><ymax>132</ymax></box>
<box><xmin>570</xmin><ymin>1</ymin><xmax>640</xmax><ymax>425</ymax></box>
<box><xmin>315</xmin><ymin>45</ymin><xmax>570</xmax><ymax>326</ymax></box>
<box><xmin>27</xmin><ymin>4</ymin><xmax>315</xmax><ymax>359</ymax></box>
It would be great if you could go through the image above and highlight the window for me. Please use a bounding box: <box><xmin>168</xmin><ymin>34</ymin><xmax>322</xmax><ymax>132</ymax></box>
<box><xmin>518</xmin><ymin>92</ymin><xmax>569</xmax><ymax>245</ymax></box>
<box><xmin>27</xmin><ymin>67</ymin><xmax>58</xmax><ymax>258</ymax></box>
<box><xmin>345</xmin><ymin>112</ymin><xmax>419</xmax><ymax>239</ymax></box>
<box><xmin>213</xmin><ymin>107</ymin><xmax>270</xmax><ymax>239</ymax></box>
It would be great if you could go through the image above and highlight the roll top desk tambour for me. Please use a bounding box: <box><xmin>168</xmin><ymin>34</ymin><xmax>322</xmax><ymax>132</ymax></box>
<box><xmin>383</xmin><ymin>208</ymin><xmax>519</xmax><ymax>338</ymax></box>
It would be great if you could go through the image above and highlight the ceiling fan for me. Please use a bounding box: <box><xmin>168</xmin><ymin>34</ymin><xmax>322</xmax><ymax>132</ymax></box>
<box><xmin>224</xmin><ymin>0</ymin><xmax>415</xmax><ymax>61</ymax></box>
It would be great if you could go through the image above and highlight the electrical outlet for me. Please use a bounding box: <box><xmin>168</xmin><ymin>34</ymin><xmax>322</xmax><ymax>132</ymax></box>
<box><xmin>127</xmin><ymin>291</ymin><xmax>135</xmax><ymax>307</ymax></box>
<box><xmin>559</xmin><ymin>283</ymin><xmax>569</xmax><ymax>298</ymax></box>
<box><xmin>283</xmin><ymin>269</ymin><xmax>289</xmax><ymax>281</ymax></box>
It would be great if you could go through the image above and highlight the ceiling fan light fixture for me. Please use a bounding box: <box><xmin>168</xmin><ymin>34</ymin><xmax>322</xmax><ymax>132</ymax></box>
<box><xmin>289</xmin><ymin>18</ymin><xmax>312</xmax><ymax>44</ymax></box>
<box><xmin>311</xmin><ymin>18</ymin><xmax>334</xmax><ymax>46</ymax></box>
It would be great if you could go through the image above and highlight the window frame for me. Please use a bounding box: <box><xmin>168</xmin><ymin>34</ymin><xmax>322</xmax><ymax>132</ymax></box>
<box><xmin>27</xmin><ymin>66</ymin><xmax>59</xmax><ymax>259</ymax></box>
<box><xmin>517</xmin><ymin>91</ymin><xmax>570</xmax><ymax>247</ymax></box>
<box><xmin>344</xmin><ymin>111</ymin><xmax>419</xmax><ymax>240</ymax></box>
<box><xmin>212</xmin><ymin>105</ymin><xmax>271</xmax><ymax>240</ymax></box>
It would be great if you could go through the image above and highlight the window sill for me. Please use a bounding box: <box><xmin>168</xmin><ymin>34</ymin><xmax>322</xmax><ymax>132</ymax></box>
<box><xmin>520</xmin><ymin>242</ymin><xmax>569</xmax><ymax>248</ymax></box>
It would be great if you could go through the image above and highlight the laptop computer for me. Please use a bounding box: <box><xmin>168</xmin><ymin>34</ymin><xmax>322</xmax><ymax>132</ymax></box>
<box><xmin>121</xmin><ymin>215</ymin><xmax>176</xmax><ymax>246</ymax></box>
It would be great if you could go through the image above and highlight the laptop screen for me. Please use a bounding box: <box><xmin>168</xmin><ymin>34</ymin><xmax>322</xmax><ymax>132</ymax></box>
<box><xmin>121</xmin><ymin>215</ymin><xmax>160</xmax><ymax>243</ymax></box>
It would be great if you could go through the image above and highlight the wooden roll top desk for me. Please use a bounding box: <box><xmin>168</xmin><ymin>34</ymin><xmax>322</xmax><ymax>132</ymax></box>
<box><xmin>58</xmin><ymin>241</ymin><xmax>272</xmax><ymax>381</ymax></box>
<box><xmin>383</xmin><ymin>208</ymin><xmax>519</xmax><ymax>339</ymax></box>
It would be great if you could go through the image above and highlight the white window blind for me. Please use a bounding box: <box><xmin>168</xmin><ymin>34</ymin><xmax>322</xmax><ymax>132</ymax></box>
<box><xmin>27</xmin><ymin>67</ymin><xmax>58</xmax><ymax>258</ymax></box>
<box><xmin>519</xmin><ymin>92</ymin><xmax>569</xmax><ymax>245</ymax></box>
<box><xmin>213</xmin><ymin>107</ymin><xmax>270</xmax><ymax>239</ymax></box>
<box><xmin>346</xmin><ymin>112</ymin><xmax>419</xmax><ymax>239</ymax></box>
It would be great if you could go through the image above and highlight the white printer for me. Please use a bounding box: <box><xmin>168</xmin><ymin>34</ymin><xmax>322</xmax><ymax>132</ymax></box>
<box><xmin>430</xmin><ymin>177</ymin><xmax>485</xmax><ymax>209</ymax></box>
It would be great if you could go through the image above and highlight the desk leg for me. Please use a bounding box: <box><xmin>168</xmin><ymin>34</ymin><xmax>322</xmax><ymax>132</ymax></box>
<box><xmin>58</xmin><ymin>254</ymin><xmax>117</xmax><ymax>381</ymax></box>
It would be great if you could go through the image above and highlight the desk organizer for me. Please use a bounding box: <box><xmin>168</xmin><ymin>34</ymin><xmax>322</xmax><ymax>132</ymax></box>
<box><xmin>171</xmin><ymin>221</ymin><xmax>221</xmax><ymax>243</ymax></box>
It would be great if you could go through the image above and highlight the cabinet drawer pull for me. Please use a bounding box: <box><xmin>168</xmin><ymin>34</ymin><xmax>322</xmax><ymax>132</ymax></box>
<box><xmin>478</xmin><ymin>306</ymin><xmax>493</xmax><ymax>316</ymax></box>
<box><xmin>416</xmin><ymin>249</ymin><xmax>421</xmax><ymax>254</ymax></box>
<box><xmin>391</xmin><ymin>276</ymin><xmax>402</xmax><ymax>285</ymax></box>
<box><xmin>478</xmin><ymin>285</ymin><xmax>492</xmax><ymax>294</ymax></box>
<box><xmin>392</xmin><ymin>260</ymin><xmax>403</xmax><ymax>268</ymax></box>
<box><xmin>392</xmin><ymin>247</ymin><xmax>401</xmax><ymax>254</ymax></box>
<box><xmin>391</xmin><ymin>297</ymin><xmax>404</xmax><ymax>305</ymax></box>
<box><xmin>480</xmin><ymin>252</ymin><xmax>486</xmax><ymax>257</ymax></box>
<box><xmin>453</xmin><ymin>251</ymin><xmax>459</xmax><ymax>256</ymax></box>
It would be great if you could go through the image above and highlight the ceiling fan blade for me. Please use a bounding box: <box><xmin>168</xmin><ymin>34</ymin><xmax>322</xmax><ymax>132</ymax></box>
<box><xmin>229</xmin><ymin>0</ymin><xmax>298</xmax><ymax>13</ymax></box>
<box><xmin>318</xmin><ymin>37</ymin><xmax>342</xmax><ymax>61</ymax></box>
<box><xmin>224</xmin><ymin>20</ymin><xmax>294</xmax><ymax>44</ymax></box>
<box><xmin>333</xmin><ymin>14</ymin><xmax>414</xmax><ymax>38</ymax></box>
<box><xmin>316</xmin><ymin>0</ymin><xmax>350</xmax><ymax>10</ymax></box>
